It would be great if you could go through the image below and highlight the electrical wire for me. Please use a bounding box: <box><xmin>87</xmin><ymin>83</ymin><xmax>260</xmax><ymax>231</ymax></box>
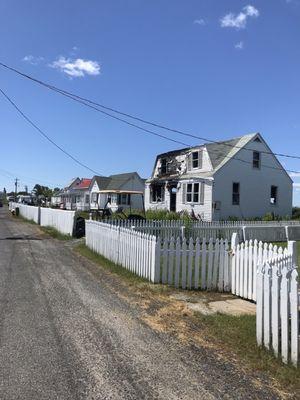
<box><xmin>0</xmin><ymin>61</ymin><xmax>299</xmax><ymax>161</ymax></box>
<box><xmin>0</xmin><ymin>87</ymin><xmax>103</xmax><ymax>176</ymax></box>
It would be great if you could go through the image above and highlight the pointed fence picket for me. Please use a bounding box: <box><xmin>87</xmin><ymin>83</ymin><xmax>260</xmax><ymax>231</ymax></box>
<box><xmin>154</xmin><ymin>237</ymin><xmax>230</xmax><ymax>291</ymax></box>
<box><xmin>256</xmin><ymin>256</ymin><xmax>299</xmax><ymax>366</ymax></box>
<box><xmin>231</xmin><ymin>234</ymin><xmax>296</xmax><ymax>302</ymax></box>
<box><xmin>85</xmin><ymin>220</ymin><xmax>231</xmax><ymax>291</ymax></box>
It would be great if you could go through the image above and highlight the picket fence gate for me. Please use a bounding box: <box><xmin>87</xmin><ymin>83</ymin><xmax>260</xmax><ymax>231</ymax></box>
<box><xmin>85</xmin><ymin>220</ymin><xmax>231</xmax><ymax>290</ymax></box>
<box><xmin>155</xmin><ymin>237</ymin><xmax>230</xmax><ymax>291</ymax></box>
<box><xmin>231</xmin><ymin>234</ymin><xmax>297</xmax><ymax>302</ymax></box>
<box><xmin>256</xmin><ymin>256</ymin><xmax>299</xmax><ymax>366</ymax></box>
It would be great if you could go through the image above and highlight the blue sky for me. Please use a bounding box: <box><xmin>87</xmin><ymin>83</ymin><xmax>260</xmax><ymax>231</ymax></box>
<box><xmin>0</xmin><ymin>0</ymin><xmax>299</xmax><ymax>203</ymax></box>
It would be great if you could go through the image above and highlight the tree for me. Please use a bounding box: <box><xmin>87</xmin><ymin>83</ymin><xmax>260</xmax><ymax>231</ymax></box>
<box><xmin>32</xmin><ymin>184</ymin><xmax>53</xmax><ymax>200</ymax></box>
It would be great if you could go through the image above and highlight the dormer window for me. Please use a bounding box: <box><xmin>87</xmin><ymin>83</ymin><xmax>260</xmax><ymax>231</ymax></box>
<box><xmin>161</xmin><ymin>158</ymin><xmax>167</xmax><ymax>174</ymax></box>
<box><xmin>253</xmin><ymin>151</ymin><xmax>261</xmax><ymax>169</ymax></box>
<box><xmin>190</xmin><ymin>150</ymin><xmax>203</xmax><ymax>170</ymax></box>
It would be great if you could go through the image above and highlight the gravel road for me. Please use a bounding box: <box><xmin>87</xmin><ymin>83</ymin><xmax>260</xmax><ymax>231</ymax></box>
<box><xmin>0</xmin><ymin>207</ymin><xmax>281</xmax><ymax>399</ymax></box>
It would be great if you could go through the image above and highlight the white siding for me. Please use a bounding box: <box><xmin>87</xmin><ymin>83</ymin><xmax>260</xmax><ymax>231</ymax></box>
<box><xmin>176</xmin><ymin>180</ymin><xmax>213</xmax><ymax>221</ymax></box>
<box><xmin>212</xmin><ymin>139</ymin><xmax>292</xmax><ymax>220</ymax></box>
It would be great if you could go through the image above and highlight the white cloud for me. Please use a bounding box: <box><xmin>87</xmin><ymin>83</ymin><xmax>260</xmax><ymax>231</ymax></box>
<box><xmin>22</xmin><ymin>55</ymin><xmax>44</xmax><ymax>65</ymax></box>
<box><xmin>50</xmin><ymin>57</ymin><xmax>100</xmax><ymax>77</ymax></box>
<box><xmin>220</xmin><ymin>5</ymin><xmax>259</xmax><ymax>29</ymax></box>
<box><xmin>235</xmin><ymin>41</ymin><xmax>244</xmax><ymax>50</ymax></box>
<box><xmin>293</xmin><ymin>183</ymin><xmax>300</xmax><ymax>188</ymax></box>
<box><xmin>289</xmin><ymin>172</ymin><xmax>300</xmax><ymax>178</ymax></box>
<box><xmin>194</xmin><ymin>19</ymin><xmax>206</xmax><ymax>26</ymax></box>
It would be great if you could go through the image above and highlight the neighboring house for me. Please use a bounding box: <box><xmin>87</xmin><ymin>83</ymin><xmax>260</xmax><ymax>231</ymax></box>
<box><xmin>51</xmin><ymin>189</ymin><xmax>63</xmax><ymax>207</ymax></box>
<box><xmin>51</xmin><ymin>178</ymin><xmax>91</xmax><ymax>211</ymax></box>
<box><xmin>145</xmin><ymin>133</ymin><xmax>293</xmax><ymax>221</ymax></box>
<box><xmin>89</xmin><ymin>172</ymin><xmax>145</xmax><ymax>212</ymax></box>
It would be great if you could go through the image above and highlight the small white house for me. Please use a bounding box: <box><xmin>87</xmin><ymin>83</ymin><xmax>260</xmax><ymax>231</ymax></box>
<box><xmin>51</xmin><ymin>178</ymin><xmax>91</xmax><ymax>211</ymax></box>
<box><xmin>90</xmin><ymin>172</ymin><xmax>145</xmax><ymax>212</ymax></box>
<box><xmin>145</xmin><ymin>133</ymin><xmax>293</xmax><ymax>221</ymax></box>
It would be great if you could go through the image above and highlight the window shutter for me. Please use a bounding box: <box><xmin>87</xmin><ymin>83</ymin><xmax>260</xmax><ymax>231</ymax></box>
<box><xmin>200</xmin><ymin>182</ymin><xmax>205</xmax><ymax>205</ymax></box>
<box><xmin>187</xmin><ymin>154</ymin><xmax>192</xmax><ymax>171</ymax></box>
<box><xmin>198</xmin><ymin>150</ymin><xmax>203</xmax><ymax>169</ymax></box>
<box><xmin>182</xmin><ymin>183</ymin><xmax>186</xmax><ymax>203</ymax></box>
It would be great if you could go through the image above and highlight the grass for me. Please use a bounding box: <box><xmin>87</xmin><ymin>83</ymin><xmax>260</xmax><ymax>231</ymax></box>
<box><xmin>75</xmin><ymin>243</ymin><xmax>172</xmax><ymax>295</ymax></box>
<box><xmin>12</xmin><ymin>212</ymin><xmax>72</xmax><ymax>240</ymax></box>
<box><xmin>40</xmin><ymin>226</ymin><xmax>72</xmax><ymax>241</ymax></box>
<box><xmin>76</xmin><ymin>242</ymin><xmax>300</xmax><ymax>393</ymax></box>
<box><xmin>194</xmin><ymin>313</ymin><xmax>300</xmax><ymax>391</ymax></box>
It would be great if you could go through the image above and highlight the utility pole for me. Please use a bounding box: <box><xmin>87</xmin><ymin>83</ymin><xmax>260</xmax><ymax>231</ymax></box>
<box><xmin>25</xmin><ymin>185</ymin><xmax>28</xmax><ymax>195</ymax></box>
<box><xmin>14</xmin><ymin>178</ymin><xmax>19</xmax><ymax>202</ymax></box>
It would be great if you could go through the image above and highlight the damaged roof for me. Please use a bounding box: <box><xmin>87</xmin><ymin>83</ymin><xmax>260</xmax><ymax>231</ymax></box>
<box><xmin>153</xmin><ymin>133</ymin><xmax>258</xmax><ymax>178</ymax></box>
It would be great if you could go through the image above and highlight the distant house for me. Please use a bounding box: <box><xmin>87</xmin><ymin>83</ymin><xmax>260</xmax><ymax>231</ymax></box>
<box><xmin>51</xmin><ymin>178</ymin><xmax>92</xmax><ymax>211</ymax></box>
<box><xmin>89</xmin><ymin>172</ymin><xmax>145</xmax><ymax>212</ymax></box>
<box><xmin>145</xmin><ymin>133</ymin><xmax>293</xmax><ymax>221</ymax></box>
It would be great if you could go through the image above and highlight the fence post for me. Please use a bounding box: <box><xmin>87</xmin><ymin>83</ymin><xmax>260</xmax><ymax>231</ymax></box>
<box><xmin>180</xmin><ymin>225</ymin><xmax>185</xmax><ymax>240</ymax></box>
<box><xmin>242</xmin><ymin>226</ymin><xmax>247</xmax><ymax>242</ymax></box>
<box><xmin>256</xmin><ymin>264</ymin><xmax>264</xmax><ymax>346</ymax></box>
<box><xmin>285</xmin><ymin>226</ymin><xmax>289</xmax><ymax>241</ymax></box>
<box><xmin>287</xmin><ymin>241</ymin><xmax>297</xmax><ymax>267</ymax></box>
<box><xmin>231</xmin><ymin>233</ymin><xmax>239</xmax><ymax>294</ymax></box>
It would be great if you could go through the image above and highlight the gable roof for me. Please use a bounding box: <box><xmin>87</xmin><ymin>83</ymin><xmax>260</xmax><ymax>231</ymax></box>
<box><xmin>91</xmin><ymin>172</ymin><xmax>144</xmax><ymax>191</ymax></box>
<box><xmin>75</xmin><ymin>178</ymin><xmax>92</xmax><ymax>189</ymax></box>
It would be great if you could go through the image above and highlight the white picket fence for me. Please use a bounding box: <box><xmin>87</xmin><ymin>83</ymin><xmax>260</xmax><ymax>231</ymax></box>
<box><xmin>9</xmin><ymin>202</ymin><xmax>40</xmax><ymax>224</ymax></box>
<box><xmin>85</xmin><ymin>220</ymin><xmax>231</xmax><ymax>290</ymax></box>
<box><xmin>86</xmin><ymin>220</ymin><xmax>157</xmax><ymax>280</ymax></box>
<box><xmin>105</xmin><ymin>219</ymin><xmax>300</xmax><ymax>242</ymax></box>
<box><xmin>9</xmin><ymin>202</ymin><xmax>76</xmax><ymax>236</ymax></box>
<box><xmin>155</xmin><ymin>237</ymin><xmax>230</xmax><ymax>291</ymax></box>
<box><xmin>231</xmin><ymin>234</ymin><xmax>296</xmax><ymax>302</ymax></box>
<box><xmin>256</xmin><ymin>256</ymin><xmax>299</xmax><ymax>366</ymax></box>
<box><xmin>40</xmin><ymin>208</ymin><xmax>76</xmax><ymax>236</ymax></box>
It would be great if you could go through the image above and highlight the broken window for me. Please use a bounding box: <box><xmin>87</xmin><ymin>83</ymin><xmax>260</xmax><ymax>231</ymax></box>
<box><xmin>160</xmin><ymin>158</ymin><xmax>167</xmax><ymax>174</ymax></box>
<box><xmin>253</xmin><ymin>151</ymin><xmax>261</xmax><ymax>169</ymax></box>
<box><xmin>232</xmin><ymin>182</ymin><xmax>240</xmax><ymax>205</ymax></box>
<box><xmin>151</xmin><ymin>184</ymin><xmax>165</xmax><ymax>203</ymax></box>
<box><xmin>270</xmin><ymin>186</ymin><xmax>278</xmax><ymax>205</ymax></box>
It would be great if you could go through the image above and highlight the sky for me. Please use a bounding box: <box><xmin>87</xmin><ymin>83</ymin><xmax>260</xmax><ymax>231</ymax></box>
<box><xmin>0</xmin><ymin>0</ymin><xmax>299</xmax><ymax>204</ymax></box>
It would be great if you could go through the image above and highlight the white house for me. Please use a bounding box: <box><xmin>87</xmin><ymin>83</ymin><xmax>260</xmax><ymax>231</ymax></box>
<box><xmin>145</xmin><ymin>133</ymin><xmax>293</xmax><ymax>221</ymax></box>
<box><xmin>51</xmin><ymin>178</ymin><xmax>91</xmax><ymax>211</ymax></box>
<box><xmin>89</xmin><ymin>172</ymin><xmax>145</xmax><ymax>212</ymax></box>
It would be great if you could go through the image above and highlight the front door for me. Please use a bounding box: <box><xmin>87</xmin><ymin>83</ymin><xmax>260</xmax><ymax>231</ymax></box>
<box><xmin>170</xmin><ymin>186</ymin><xmax>177</xmax><ymax>212</ymax></box>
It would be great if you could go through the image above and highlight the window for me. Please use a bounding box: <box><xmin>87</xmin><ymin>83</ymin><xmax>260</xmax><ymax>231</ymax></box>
<box><xmin>189</xmin><ymin>150</ymin><xmax>203</xmax><ymax>170</ymax></box>
<box><xmin>270</xmin><ymin>186</ymin><xmax>278</xmax><ymax>205</ymax></box>
<box><xmin>253</xmin><ymin>151</ymin><xmax>261</xmax><ymax>169</ymax></box>
<box><xmin>232</xmin><ymin>182</ymin><xmax>240</xmax><ymax>205</ymax></box>
<box><xmin>85</xmin><ymin>194</ymin><xmax>90</xmax><ymax>204</ymax></box>
<box><xmin>185</xmin><ymin>183</ymin><xmax>204</xmax><ymax>204</ymax></box>
<box><xmin>91</xmin><ymin>192</ymin><xmax>98</xmax><ymax>202</ymax></box>
<box><xmin>151</xmin><ymin>184</ymin><xmax>165</xmax><ymax>203</ymax></box>
<box><xmin>161</xmin><ymin>158</ymin><xmax>167</xmax><ymax>174</ymax></box>
<box><xmin>192</xmin><ymin>152</ymin><xmax>199</xmax><ymax>168</ymax></box>
<box><xmin>118</xmin><ymin>193</ymin><xmax>131</xmax><ymax>205</ymax></box>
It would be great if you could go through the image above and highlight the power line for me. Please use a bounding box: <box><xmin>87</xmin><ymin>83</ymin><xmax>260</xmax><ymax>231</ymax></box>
<box><xmin>0</xmin><ymin>65</ymin><xmax>299</xmax><ymax>176</ymax></box>
<box><xmin>0</xmin><ymin>61</ymin><xmax>299</xmax><ymax>161</ymax></box>
<box><xmin>0</xmin><ymin>87</ymin><xmax>103</xmax><ymax>176</ymax></box>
